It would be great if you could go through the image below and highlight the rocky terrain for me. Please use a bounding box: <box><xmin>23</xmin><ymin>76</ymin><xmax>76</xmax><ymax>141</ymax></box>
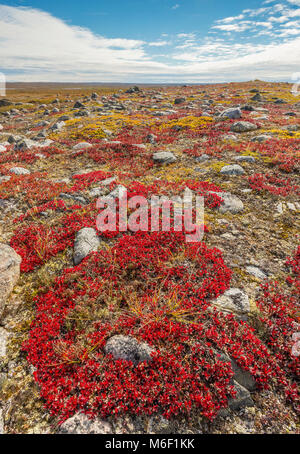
<box><xmin>0</xmin><ymin>81</ymin><xmax>299</xmax><ymax>434</ymax></box>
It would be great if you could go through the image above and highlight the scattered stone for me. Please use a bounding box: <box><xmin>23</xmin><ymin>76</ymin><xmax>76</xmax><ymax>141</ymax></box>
<box><xmin>251</xmin><ymin>134</ymin><xmax>272</xmax><ymax>142</ymax></box>
<box><xmin>58</xmin><ymin>413</ymin><xmax>113</xmax><ymax>434</ymax></box>
<box><xmin>50</xmin><ymin>121</ymin><xmax>65</xmax><ymax>131</ymax></box>
<box><xmin>219</xmin><ymin>107</ymin><xmax>242</xmax><ymax>119</ymax></box>
<box><xmin>0</xmin><ymin>328</ymin><xmax>9</xmax><ymax>357</ymax></box>
<box><xmin>104</xmin><ymin>335</ymin><xmax>154</xmax><ymax>365</ymax></box>
<box><xmin>251</xmin><ymin>93</ymin><xmax>263</xmax><ymax>102</ymax></box>
<box><xmin>230</xmin><ymin>121</ymin><xmax>258</xmax><ymax>133</ymax></box>
<box><xmin>73</xmin><ymin>228</ymin><xmax>100</xmax><ymax>265</ymax></box>
<box><xmin>0</xmin><ymin>244</ymin><xmax>21</xmax><ymax>317</ymax></box>
<box><xmin>174</xmin><ymin>97</ymin><xmax>186</xmax><ymax>105</ymax></box>
<box><xmin>9</xmin><ymin>167</ymin><xmax>30</xmax><ymax>175</ymax></box>
<box><xmin>194</xmin><ymin>154</ymin><xmax>210</xmax><ymax>162</ymax></box>
<box><xmin>73</xmin><ymin>101</ymin><xmax>85</xmax><ymax>109</ymax></box>
<box><xmin>228</xmin><ymin>381</ymin><xmax>254</xmax><ymax>410</ymax></box>
<box><xmin>211</xmin><ymin>288</ymin><xmax>250</xmax><ymax>315</ymax></box>
<box><xmin>235</xmin><ymin>155</ymin><xmax>256</xmax><ymax>163</ymax></box>
<box><xmin>14</xmin><ymin>138</ymin><xmax>37</xmax><ymax>151</ymax></box>
<box><xmin>211</xmin><ymin>192</ymin><xmax>244</xmax><ymax>214</ymax></box>
<box><xmin>220</xmin><ymin>164</ymin><xmax>245</xmax><ymax>175</ymax></box>
<box><xmin>0</xmin><ymin>409</ymin><xmax>3</xmax><ymax>434</ymax></box>
<box><xmin>152</xmin><ymin>151</ymin><xmax>177</xmax><ymax>164</ymax></box>
<box><xmin>73</xmin><ymin>142</ymin><xmax>93</xmax><ymax>150</ymax></box>
<box><xmin>245</xmin><ymin>266</ymin><xmax>268</xmax><ymax>280</ymax></box>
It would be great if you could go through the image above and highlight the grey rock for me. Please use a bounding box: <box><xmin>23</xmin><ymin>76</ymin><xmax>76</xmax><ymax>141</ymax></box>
<box><xmin>174</xmin><ymin>97</ymin><xmax>186</xmax><ymax>105</ymax></box>
<box><xmin>153</xmin><ymin>151</ymin><xmax>177</xmax><ymax>164</ymax></box>
<box><xmin>194</xmin><ymin>154</ymin><xmax>210</xmax><ymax>162</ymax></box>
<box><xmin>73</xmin><ymin>142</ymin><xmax>93</xmax><ymax>151</ymax></box>
<box><xmin>211</xmin><ymin>288</ymin><xmax>250</xmax><ymax>315</ymax></box>
<box><xmin>228</xmin><ymin>381</ymin><xmax>254</xmax><ymax>410</ymax></box>
<box><xmin>251</xmin><ymin>134</ymin><xmax>272</xmax><ymax>142</ymax></box>
<box><xmin>50</xmin><ymin>121</ymin><xmax>65</xmax><ymax>131</ymax></box>
<box><xmin>73</xmin><ymin>101</ymin><xmax>85</xmax><ymax>109</ymax></box>
<box><xmin>245</xmin><ymin>266</ymin><xmax>268</xmax><ymax>280</ymax></box>
<box><xmin>146</xmin><ymin>133</ymin><xmax>157</xmax><ymax>144</ymax></box>
<box><xmin>0</xmin><ymin>328</ymin><xmax>8</xmax><ymax>357</ymax></box>
<box><xmin>220</xmin><ymin>164</ymin><xmax>245</xmax><ymax>175</ymax></box>
<box><xmin>251</xmin><ymin>93</ymin><xmax>263</xmax><ymax>102</ymax></box>
<box><xmin>0</xmin><ymin>408</ymin><xmax>3</xmax><ymax>434</ymax></box>
<box><xmin>14</xmin><ymin>138</ymin><xmax>37</xmax><ymax>151</ymax></box>
<box><xmin>0</xmin><ymin>244</ymin><xmax>21</xmax><ymax>317</ymax></box>
<box><xmin>211</xmin><ymin>192</ymin><xmax>244</xmax><ymax>214</ymax></box>
<box><xmin>219</xmin><ymin>107</ymin><xmax>242</xmax><ymax>119</ymax></box>
<box><xmin>9</xmin><ymin>167</ymin><xmax>30</xmax><ymax>175</ymax></box>
<box><xmin>235</xmin><ymin>155</ymin><xmax>255</xmax><ymax>163</ymax></box>
<box><xmin>58</xmin><ymin>413</ymin><xmax>113</xmax><ymax>434</ymax></box>
<box><xmin>230</xmin><ymin>121</ymin><xmax>258</xmax><ymax>133</ymax></box>
<box><xmin>73</xmin><ymin>228</ymin><xmax>100</xmax><ymax>265</ymax></box>
<box><xmin>104</xmin><ymin>335</ymin><xmax>154</xmax><ymax>365</ymax></box>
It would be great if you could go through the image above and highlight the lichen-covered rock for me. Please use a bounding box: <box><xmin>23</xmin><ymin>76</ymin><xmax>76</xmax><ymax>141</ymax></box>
<box><xmin>73</xmin><ymin>228</ymin><xmax>100</xmax><ymax>265</ymax></box>
<box><xmin>219</xmin><ymin>107</ymin><xmax>242</xmax><ymax>119</ymax></box>
<box><xmin>104</xmin><ymin>335</ymin><xmax>154</xmax><ymax>365</ymax></box>
<box><xmin>211</xmin><ymin>192</ymin><xmax>244</xmax><ymax>214</ymax></box>
<box><xmin>152</xmin><ymin>151</ymin><xmax>177</xmax><ymax>164</ymax></box>
<box><xmin>0</xmin><ymin>328</ymin><xmax>9</xmax><ymax>358</ymax></box>
<box><xmin>58</xmin><ymin>413</ymin><xmax>113</xmax><ymax>434</ymax></box>
<box><xmin>220</xmin><ymin>164</ymin><xmax>245</xmax><ymax>176</ymax></box>
<box><xmin>73</xmin><ymin>142</ymin><xmax>92</xmax><ymax>150</ymax></box>
<box><xmin>9</xmin><ymin>167</ymin><xmax>30</xmax><ymax>175</ymax></box>
<box><xmin>0</xmin><ymin>244</ymin><xmax>21</xmax><ymax>317</ymax></box>
<box><xmin>211</xmin><ymin>288</ymin><xmax>250</xmax><ymax>316</ymax></box>
<box><xmin>228</xmin><ymin>381</ymin><xmax>254</xmax><ymax>410</ymax></box>
<box><xmin>245</xmin><ymin>265</ymin><xmax>268</xmax><ymax>280</ymax></box>
<box><xmin>235</xmin><ymin>155</ymin><xmax>256</xmax><ymax>163</ymax></box>
<box><xmin>230</xmin><ymin>121</ymin><xmax>258</xmax><ymax>133</ymax></box>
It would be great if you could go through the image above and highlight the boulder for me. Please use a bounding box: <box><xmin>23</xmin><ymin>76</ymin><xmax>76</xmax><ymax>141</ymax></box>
<box><xmin>219</xmin><ymin>107</ymin><xmax>242</xmax><ymax>119</ymax></box>
<box><xmin>104</xmin><ymin>335</ymin><xmax>154</xmax><ymax>365</ymax></box>
<box><xmin>211</xmin><ymin>192</ymin><xmax>244</xmax><ymax>214</ymax></box>
<box><xmin>0</xmin><ymin>244</ymin><xmax>21</xmax><ymax>317</ymax></box>
<box><xmin>73</xmin><ymin>142</ymin><xmax>93</xmax><ymax>151</ymax></box>
<box><xmin>73</xmin><ymin>228</ymin><xmax>100</xmax><ymax>265</ymax></box>
<box><xmin>211</xmin><ymin>288</ymin><xmax>250</xmax><ymax>316</ymax></box>
<box><xmin>228</xmin><ymin>381</ymin><xmax>254</xmax><ymax>410</ymax></box>
<box><xmin>230</xmin><ymin>121</ymin><xmax>258</xmax><ymax>133</ymax></box>
<box><xmin>9</xmin><ymin>167</ymin><xmax>30</xmax><ymax>175</ymax></box>
<box><xmin>245</xmin><ymin>266</ymin><xmax>268</xmax><ymax>280</ymax></box>
<box><xmin>152</xmin><ymin>151</ymin><xmax>177</xmax><ymax>164</ymax></box>
<box><xmin>58</xmin><ymin>413</ymin><xmax>113</xmax><ymax>434</ymax></box>
<box><xmin>220</xmin><ymin>164</ymin><xmax>245</xmax><ymax>176</ymax></box>
<box><xmin>0</xmin><ymin>328</ymin><xmax>9</xmax><ymax>358</ymax></box>
<box><xmin>235</xmin><ymin>155</ymin><xmax>256</xmax><ymax>163</ymax></box>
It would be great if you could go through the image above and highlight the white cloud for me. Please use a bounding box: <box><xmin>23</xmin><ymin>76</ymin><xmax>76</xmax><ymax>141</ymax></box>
<box><xmin>0</xmin><ymin>3</ymin><xmax>300</xmax><ymax>83</ymax></box>
<box><xmin>212</xmin><ymin>22</ymin><xmax>252</xmax><ymax>32</ymax></box>
<box><xmin>148</xmin><ymin>41</ymin><xmax>170</xmax><ymax>46</ymax></box>
<box><xmin>171</xmin><ymin>4</ymin><xmax>180</xmax><ymax>9</ymax></box>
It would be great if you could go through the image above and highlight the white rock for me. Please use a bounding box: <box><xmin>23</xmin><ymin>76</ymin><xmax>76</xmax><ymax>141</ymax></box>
<box><xmin>211</xmin><ymin>288</ymin><xmax>250</xmax><ymax>315</ymax></box>
<box><xmin>9</xmin><ymin>167</ymin><xmax>30</xmax><ymax>175</ymax></box>
<box><xmin>220</xmin><ymin>164</ymin><xmax>245</xmax><ymax>176</ymax></box>
<box><xmin>153</xmin><ymin>151</ymin><xmax>177</xmax><ymax>164</ymax></box>
<box><xmin>230</xmin><ymin>121</ymin><xmax>258</xmax><ymax>133</ymax></box>
<box><xmin>74</xmin><ymin>228</ymin><xmax>100</xmax><ymax>266</ymax></box>
<box><xmin>73</xmin><ymin>142</ymin><xmax>93</xmax><ymax>150</ymax></box>
<box><xmin>246</xmin><ymin>266</ymin><xmax>268</xmax><ymax>280</ymax></box>
<box><xmin>0</xmin><ymin>328</ymin><xmax>9</xmax><ymax>357</ymax></box>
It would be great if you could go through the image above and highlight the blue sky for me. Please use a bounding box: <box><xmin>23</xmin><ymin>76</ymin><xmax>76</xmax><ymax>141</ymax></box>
<box><xmin>0</xmin><ymin>0</ymin><xmax>300</xmax><ymax>82</ymax></box>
